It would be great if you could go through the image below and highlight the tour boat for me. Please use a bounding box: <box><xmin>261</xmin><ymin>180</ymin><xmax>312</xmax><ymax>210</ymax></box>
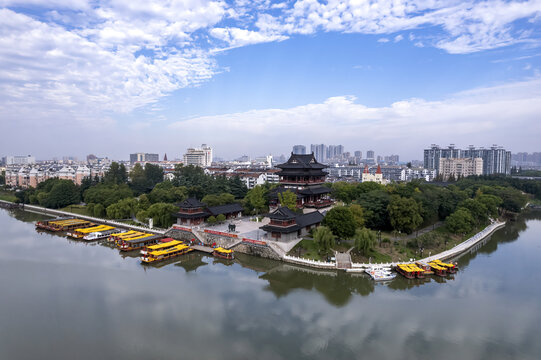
<box><xmin>428</xmin><ymin>262</ymin><xmax>448</xmax><ymax>277</ymax></box>
<box><xmin>431</xmin><ymin>259</ymin><xmax>458</xmax><ymax>274</ymax></box>
<box><xmin>364</xmin><ymin>266</ymin><xmax>396</xmax><ymax>281</ymax></box>
<box><xmin>415</xmin><ymin>261</ymin><xmax>434</xmax><ymax>275</ymax></box>
<box><xmin>212</xmin><ymin>247</ymin><xmax>234</xmax><ymax>260</ymax></box>
<box><xmin>396</xmin><ymin>263</ymin><xmax>425</xmax><ymax>279</ymax></box>
<box><xmin>67</xmin><ymin>225</ymin><xmax>115</xmax><ymax>239</ymax></box>
<box><xmin>141</xmin><ymin>241</ymin><xmax>192</xmax><ymax>263</ymax></box>
<box><xmin>37</xmin><ymin>218</ymin><xmax>94</xmax><ymax>232</ymax></box>
<box><xmin>117</xmin><ymin>234</ymin><xmax>162</xmax><ymax>251</ymax></box>
<box><xmin>83</xmin><ymin>229</ymin><xmax>118</xmax><ymax>241</ymax></box>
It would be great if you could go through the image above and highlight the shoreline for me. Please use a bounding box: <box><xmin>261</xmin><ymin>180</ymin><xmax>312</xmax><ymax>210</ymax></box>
<box><xmin>0</xmin><ymin>199</ymin><xmax>508</xmax><ymax>273</ymax></box>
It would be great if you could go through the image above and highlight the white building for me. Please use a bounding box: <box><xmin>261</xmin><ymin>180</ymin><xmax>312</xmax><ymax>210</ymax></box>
<box><xmin>183</xmin><ymin>144</ymin><xmax>213</xmax><ymax>167</ymax></box>
<box><xmin>438</xmin><ymin>157</ymin><xmax>483</xmax><ymax>180</ymax></box>
<box><xmin>3</xmin><ymin>155</ymin><xmax>36</xmax><ymax>165</ymax></box>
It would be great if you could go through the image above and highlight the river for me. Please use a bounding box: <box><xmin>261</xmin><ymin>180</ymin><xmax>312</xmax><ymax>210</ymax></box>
<box><xmin>0</xmin><ymin>209</ymin><xmax>540</xmax><ymax>360</ymax></box>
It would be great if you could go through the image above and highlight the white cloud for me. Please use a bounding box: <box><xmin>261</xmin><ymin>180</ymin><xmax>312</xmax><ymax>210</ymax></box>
<box><xmin>210</xmin><ymin>27</ymin><xmax>288</xmax><ymax>48</ymax></box>
<box><xmin>394</xmin><ymin>34</ymin><xmax>404</xmax><ymax>42</ymax></box>
<box><xmin>168</xmin><ymin>78</ymin><xmax>541</xmax><ymax>158</ymax></box>
<box><xmin>378</xmin><ymin>37</ymin><xmax>390</xmax><ymax>43</ymax></box>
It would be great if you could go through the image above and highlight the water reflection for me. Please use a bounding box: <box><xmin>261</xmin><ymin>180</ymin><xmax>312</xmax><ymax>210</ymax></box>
<box><xmin>1</xmin><ymin>209</ymin><xmax>541</xmax><ymax>360</ymax></box>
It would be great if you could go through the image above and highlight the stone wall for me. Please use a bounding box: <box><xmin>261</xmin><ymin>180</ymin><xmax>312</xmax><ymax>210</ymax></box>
<box><xmin>232</xmin><ymin>242</ymin><xmax>282</xmax><ymax>260</ymax></box>
<box><xmin>166</xmin><ymin>228</ymin><xmax>197</xmax><ymax>242</ymax></box>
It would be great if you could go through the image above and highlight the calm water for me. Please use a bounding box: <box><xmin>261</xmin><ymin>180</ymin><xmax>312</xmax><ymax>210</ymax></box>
<box><xmin>1</xmin><ymin>209</ymin><xmax>540</xmax><ymax>360</ymax></box>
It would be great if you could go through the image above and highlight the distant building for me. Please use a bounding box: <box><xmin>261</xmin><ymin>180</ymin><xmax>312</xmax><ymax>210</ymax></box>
<box><xmin>366</xmin><ymin>150</ymin><xmax>375</xmax><ymax>160</ymax></box>
<box><xmin>361</xmin><ymin>165</ymin><xmax>386</xmax><ymax>184</ymax></box>
<box><xmin>439</xmin><ymin>158</ymin><xmax>483</xmax><ymax>180</ymax></box>
<box><xmin>310</xmin><ymin>144</ymin><xmax>327</xmax><ymax>163</ymax></box>
<box><xmin>130</xmin><ymin>153</ymin><xmax>159</xmax><ymax>164</ymax></box>
<box><xmin>292</xmin><ymin>145</ymin><xmax>306</xmax><ymax>155</ymax></box>
<box><xmin>3</xmin><ymin>155</ymin><xmax>35</xmax><ymax>165</ymax></box>
<box><xmin>183</xmin><ymin>144</ymin><xmax>213</xmax><ymax>167</ymax></box>
<box><xmin>424</xmin><ymin>144</ymin><xmax>511</xmax><ymax>175</ymax></box>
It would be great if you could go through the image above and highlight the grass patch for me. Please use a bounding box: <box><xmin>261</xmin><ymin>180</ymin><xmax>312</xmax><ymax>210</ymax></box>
<box><xmin>351</xmin><ymin>248</ymin><xmax>393</xmax><ymax>263</ymax></box>
<box><xmin>0</xmin><ymin>190</ymin><xmax>17</xmax><ymax>202</ymax></box>
<box><xmin>288</xmin><ymin>238</ymin><xmax>327</xmax><ymax>261</ymax></box>
<box><xmin>59</xmin><ymin>204</ymin><xmax>91</xmax><ymax>216</ymax></box>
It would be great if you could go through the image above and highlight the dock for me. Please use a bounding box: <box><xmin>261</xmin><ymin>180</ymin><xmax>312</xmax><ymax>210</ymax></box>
<box><xmin>190</xmin><ymin>245</ymin><xmax>214</xmax><ymax>254</ymax></box>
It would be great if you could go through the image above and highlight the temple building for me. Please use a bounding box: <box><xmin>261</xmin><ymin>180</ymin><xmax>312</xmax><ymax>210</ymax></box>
<box><xmin>269</xmin><ymin>153</ymin><xmax>333</xmax><ymax>209</ymax></box>
<box><xmin>172</xmin><ymin>198</ymin><xmax>243</xmax><ymax>226</ymax></box>
<box><xmin>260</xmin><ymin>207</ymin><xmax>324</xmax><ymax>241</ymax></box>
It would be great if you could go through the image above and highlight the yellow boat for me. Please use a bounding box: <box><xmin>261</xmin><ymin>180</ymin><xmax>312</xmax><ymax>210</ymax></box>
<box><xmin>67</xmin><ymin>225</ymin><xmax>115</xmax><ymax>238</ymax></box>
<box><xmin>213</xmin><ymin>247</ymin><xmax>234</xmax><ymax>260</ymax></box>
<box><xmin>141</xmin><ymin>242</ymin><xmax>192</xmax><ymax>263</ymax></box>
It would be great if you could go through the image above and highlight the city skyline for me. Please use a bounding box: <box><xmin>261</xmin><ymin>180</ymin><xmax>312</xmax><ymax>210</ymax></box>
<box><xmin>1</xmin><ymin>1</ymin><xmax>541</xmax><ymax>160</ymax></box>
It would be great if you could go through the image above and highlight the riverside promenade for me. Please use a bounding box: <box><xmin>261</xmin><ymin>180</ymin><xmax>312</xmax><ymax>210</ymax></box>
<box><xmin>0</xmin><ymin>200</ymin><xmax>165</xmax><ymax>235</ymax></box>
<box><xmin>279</xmin><ymin>220</ymin><xmax>507</xmax><ymax>271</ymax></box>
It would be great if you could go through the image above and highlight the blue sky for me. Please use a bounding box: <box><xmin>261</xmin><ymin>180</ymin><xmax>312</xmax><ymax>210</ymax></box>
<box><xmin>1</xmin><ymin>0</ymin><xmax>540</xmax><ymax>161</ymax></box>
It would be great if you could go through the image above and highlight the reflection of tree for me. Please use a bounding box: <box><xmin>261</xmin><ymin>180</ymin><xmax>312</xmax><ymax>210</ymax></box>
<box><xmin>9</xmin><ymin>209</ymin><xmax>46</xmax><ymax>223</ymax></box>
<box><xmin>258</xmin><ymin>266</ymin><xmax>375</xmax><ymax>307</ymax></box>
<box><xmin>174</xmin><ymin>253</ymin><xmax>208</xmax><ymax>273</ymax></box>
<box><xmin>455</xmin><ymin>212</ymin><xmax>534</xmax><ymax>268</ymax></box>
<box><xmin>387</xmin><ymin>277</ymin><xmax>431</xmax><ymax>290</ymax></box>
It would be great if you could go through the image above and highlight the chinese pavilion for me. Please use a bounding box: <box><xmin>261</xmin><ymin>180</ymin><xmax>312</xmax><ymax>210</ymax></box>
<box><xmin>172</xmin><ymin>198</ymin><xmax>244</xmax><ymax>226</ymax></box>
<box><xmin>260</xmin><ymin>207</ymin><xmax>324</xmax><ymax>241</ymax></box>
<box><xmin>270</xmin><ymin>153</ymin><xmax>333</xmax><ymax>209</ymax></box>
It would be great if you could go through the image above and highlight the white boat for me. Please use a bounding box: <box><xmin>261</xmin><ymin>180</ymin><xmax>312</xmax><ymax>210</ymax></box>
<box><xmin>83</xmin><ymin>229</ymin><xmax>118</xmax><ymax>241</ymax></box>
<box><xmin>365</xmin><ymin>267</ymin><xmax>397</xmax><ymax>281</ymax></box>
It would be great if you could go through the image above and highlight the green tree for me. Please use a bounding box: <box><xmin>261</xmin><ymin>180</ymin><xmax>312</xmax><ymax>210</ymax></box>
<box><xmin>476</xmin><ymin>193</ymin><xmax>502</xmax><ymax>217</ymax></box>
<box><xmin>322</xmin><ymin>206</ymin><xmax>356</xmax><ymax>239</ymax></box>
<box><xmin>353</xmin><ymin>228</ymin><xmax>377</xmax><ymax>255</ymax></box>
<box><xmin>93</xmin><ymin>203</ymin><xmax>105</xmax><ymax>218</ymax></box>
<box><xmin>144</xmin><ymin>163</ymin><xmax>164</xmax><ymax>189</ymax></box>
<box><xmin>243</xmin><ymin>185</ymin><xmax>267</xmax><ymax>215</ymax></box>
<box><xmin>207</xmin><ymin>216</ymin><xmax>217</xmax><ymax>224</ymax></box>
<box><xmin>202</xmin><ymin>193</ymin><xmax>235</xmax><ymax>207</ymax></box>
<box><xmin>445</xmin><ymin>208</ymin><xmax>475</xmax><ymax>235</ymax></box>
<box><xmin>349</xmin><ymin>203</ymin><xmax>365</xmax><ymax>228</ymax></box>
<box><xmin>458</xmin><ymin>198</ymin><xmax>488</xmax><ymax>225</ymax></box>
<box><xmin>129</xmin><ymin>163</ymin><xmax>148</xmax><ymax>195</ymax></box>
<box><xmin>104</xmin><ymin>162</ymin><xmax>127</xmax><ymax>184</ymax></box>
<box><xmin>148</xmin><ymin>181</ymin><xmax>187</xmax><ymax>203</ymax></box>
<box><xmin>43</xmin><ymin>180</ymin><xmax>80</xmax><ymax>208</ymax></box>
<box><xmin>277</xmin><ymin>190</ymin><xmax>297</xmax><ymax>211</ymax></box>
<box><xmin>146</xmin><ymin>203</ymin><xmax>178</xmax><ymax>228</ymax></box>
<box><xmin>313</xmin><ymin>226</ymin><xmax>335</xmax><ymax>253</ymax></box>
<box><xmin>83</xmin><ymin>183</ymin><xmax>133</xmax><ymax>207</ymax></box>
<box><xmin>356</xmin><ymin>190</ymin><xmax>390</xmax><ymax>229</ymax></box>
<box><xmin>216</xmin><ymin>214</ymin><xmax>226</xmax><ymax>223</ymax></box>
<box><xmin>138</xmin><ymin>194</ymin><xmax>151</xmax><ymax>210</ymax></box>
<box><xmin>387</xmin><ymin>195</ymin><xmax>423</xmax><ymax>234</ymax></box>
<box><xmin>229</xmin><ymin>176</ymin><xmax>248</xmax><ymax>198</ymax></box>
<box><xmin>106</xmin><ymin>198</ymin><xmax>139</xmax><ymax>219</ymax></box>
<box><xmin>136</xmin><ymin>210</ymin><xmax>149</xmax><ymax>224</ymax></box>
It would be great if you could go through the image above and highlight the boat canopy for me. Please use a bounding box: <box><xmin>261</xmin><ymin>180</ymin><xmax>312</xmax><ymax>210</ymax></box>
<box><xmin>147</xmin><ymin>240</ymin><xmax>183</xmax><ymax>251</ymax></box>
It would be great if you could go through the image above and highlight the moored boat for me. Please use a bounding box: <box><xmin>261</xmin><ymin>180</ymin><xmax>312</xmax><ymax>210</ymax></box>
<box><xmin>37</xmin><ymin>218</ymin><xmax>94</xmax><ymax>232</ymax></box>
<box><xmin>67</xmin><ymin>225</ymin><xmax>115</xmax><ymax>239</ymax></box>
<box><xmin>141</xmin><ymin>241</ymin><xmax>192</xmax><ymax>263</ymax></box>
<box><xmin>365</xmin><ymin>266</ymin><xmax>396</xmax><ymax>281</ymax></box>
<box><xmin>396</xmin><ymin>263</ymin><xmax>425</xmax><ymax>279</ymax></box>
<box><xmin>431</xmin><ymin>259</ymin><xmax>458</xmax><ymax>274</ymax></box>
<box><xmin>212</xmin><ymin>247</ymin><xmax>234</xmax><ymax>260</ymax></box>
<box><xmin>428</xmin><ymin>262</ymin><xmax>448</xmax><ymax>277</ymax></box>
<box><xmin>416</xmin><ymin>261</ymin><xmax>434</xmax><ymax>275</ymax></box>
<box><xmin>83</xmin><ymin>229</ymin><xmax>119</xmax><ymax>241</ymax></box>
<box><xmin>117</xmin><ymin>234</ymin><xmax>162</xmax><ymax>251</ymax></box>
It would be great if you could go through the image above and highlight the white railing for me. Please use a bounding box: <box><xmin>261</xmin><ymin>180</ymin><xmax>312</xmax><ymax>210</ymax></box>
<box><xmin>283</xmin><ymin>254</ymin><xmax>336</xmax><ymax>268</ymax></box>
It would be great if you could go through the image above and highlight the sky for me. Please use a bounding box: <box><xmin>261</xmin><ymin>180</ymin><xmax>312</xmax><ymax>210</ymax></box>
<box><xmin>0</xmin><ymin>0</ymin><xmax>540</xmax><ymax>161</ymax></box>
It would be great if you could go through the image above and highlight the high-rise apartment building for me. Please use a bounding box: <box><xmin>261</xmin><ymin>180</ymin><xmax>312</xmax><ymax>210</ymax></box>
<box><xmin>2</xmin><ymin>155</ymin><xmax>36</xmax><ymax>165</ymax></box>
<box><xmin>130</xmin><ymin>153</ymin><xmax>159</xmax><ymax>164</ymax></box>
<box><xmin>292</xmin><ymin>145</ymin><xmax>306</xmax><ymax>155</ymax></box>
<box><xmin>310</xmin><ymin>144</ymin><xmax>328</xmax><ymax>163</ymax></box>
<box><xmin>366</xmin><ymin>150</ymin><xmax>375</xmax><ymax>160</ymax></box>
<box><xmin>183</xmin><ymin>144</ymin><xmax>213</xmax><ymax>167</ymax></box>
<box><xmin>424</xmin><ymin>144</ymin><xmax>511</xmax><ymax>175</ymax></box>
<box><xmin>438</xmin><ymin>158</ymin><xmax>483</xmax><ymax>180</ymax></box>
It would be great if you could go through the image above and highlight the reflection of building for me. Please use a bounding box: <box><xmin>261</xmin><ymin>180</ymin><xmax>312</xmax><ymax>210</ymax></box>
<box><xmin>183</xmin><ymin>144</ymin><xmax>213</xmax><ymax>167</ymax></box>
<box><xmin>438</xmin><ymin>158</ymin><xmax>483</xmax><ymax>180</ymax></box>
<box><xmin>130</xmin><ymin>153</ymin><xmax>159</xmax><ymax>164</ymax></box>
<box><xmin>260</xmin><ymin>207</ymin><xmax>324</xmax><ymax>241</ymax></box>
<box><xmin>172</xmin><ymin>198</ymin><xmax>243</xmax><ymax>226</ymax></box>
<box><xmin>270</xmin><ymin>153</ymin><xmax>333</xmax><ymax>209</ymax></box>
